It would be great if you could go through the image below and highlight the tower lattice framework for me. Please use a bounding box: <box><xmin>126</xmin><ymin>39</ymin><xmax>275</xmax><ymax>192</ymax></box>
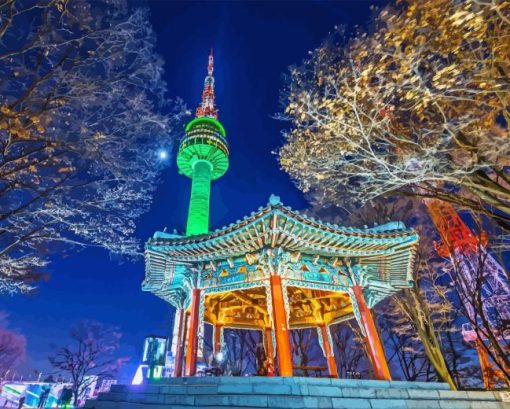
<box><xmin>426</xmin><ymin>199</ymin><xmax>510</xmax><ymax>388</ymax></box>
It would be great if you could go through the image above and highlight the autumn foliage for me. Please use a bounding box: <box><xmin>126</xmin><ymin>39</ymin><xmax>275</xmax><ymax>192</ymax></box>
<box><xmin>279</xmin><ymin>0</ymin><xmax>510</xmax><ymax>230</ymax></box>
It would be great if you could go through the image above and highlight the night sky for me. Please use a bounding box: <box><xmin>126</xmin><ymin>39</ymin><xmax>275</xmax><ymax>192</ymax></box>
<box><xmin>3</xmin><ymin>0</ymin><xmax>387</xmax><ymax>382</ymax></box>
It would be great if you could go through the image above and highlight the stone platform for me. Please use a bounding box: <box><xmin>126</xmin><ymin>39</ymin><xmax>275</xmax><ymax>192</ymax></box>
<box><xmin>85</xmin><ymin>377</ymin><xmax>510</xmax><ymax>409</ymax></box>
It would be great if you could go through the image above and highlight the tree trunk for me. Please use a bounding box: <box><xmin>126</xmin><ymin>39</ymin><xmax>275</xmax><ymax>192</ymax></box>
<box><xmin>73</xmin><ymin>388</ymin><xmax>79</xmax><ymax>407</ymax></box>
<box><xmin>400</xmin><ymin>290</ymin><xmax>458</xmax><ymax>390</ymax></box>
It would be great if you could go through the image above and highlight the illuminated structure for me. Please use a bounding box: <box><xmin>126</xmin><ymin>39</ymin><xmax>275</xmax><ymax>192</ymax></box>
<box><xmin>426</xmin><ymin>200</ymin><xmax>510</xmax><ymax>389</ymax></box>
<box><xmin>132</xmin><ymin>336</ymin><xmax>172</xmax><ymax>385</ymax></box>
<box><xmin>143</xmin><ymin>52</ymin><xmax>419</xmax><ymax>379</ymax></box>
<box><xmin>176</xmin><ymin>49</ymin><xmax>228</xmax><ymax>236</ymax></box>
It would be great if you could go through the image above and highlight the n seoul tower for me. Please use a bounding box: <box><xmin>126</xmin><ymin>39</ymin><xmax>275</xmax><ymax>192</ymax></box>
<box><xmin>176</xmin><ymin>50</ymin><xmax>229</xmax><ymax>236</ymax></box>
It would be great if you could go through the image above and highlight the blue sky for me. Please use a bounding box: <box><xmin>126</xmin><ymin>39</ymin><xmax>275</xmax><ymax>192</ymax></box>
<box><xmin>2</xmin><ymin>0</ymin><xmax>387</xmax><ymax>383</ymax></box>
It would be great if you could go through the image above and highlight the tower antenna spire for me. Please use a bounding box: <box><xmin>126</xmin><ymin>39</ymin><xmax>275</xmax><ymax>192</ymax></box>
<box><xmin>196</xmin><ymin>48</ymin><xmax>218</xmax><ymax>119</ymax></box>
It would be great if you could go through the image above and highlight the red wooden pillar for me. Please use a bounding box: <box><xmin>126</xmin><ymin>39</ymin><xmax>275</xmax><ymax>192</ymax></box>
<box><xmin>264</xmin><ymin>327</ymin><xmax>275</xmax><ymax>367</ymax></box>
<box><xmin>173</xmin><ymin>308</ymin><xmax>186</xmax><ymax>377</ymax></box>
<box><xmin>213</xmin><ymin>324</ymin><xmax>223</xmax><ymax>355</ymax></box>
<box><xmin>352</xmin><ymin>285</ymin><xmax>391</xmax><ymax>381</ymax></box>
<box><xmin>184</xmin><ymin>288</ymin><xmax>201</xmax><ymax>376</ymax></box>
<box><xmin>270</xmin><ymin>275</ymin><xmax>293</xmax><ymax>376</ymax></box>
<box><xmin>320</xmin><ymin>324</ymin><xmax>338</xmax><ymax>378</ymax></box>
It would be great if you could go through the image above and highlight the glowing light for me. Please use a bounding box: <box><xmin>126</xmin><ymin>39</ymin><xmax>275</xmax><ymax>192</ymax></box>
<box><xmin>215</xmin><ymin>351</ymin><xmax>225</xmax><ymax>363</ymax></box>
<box><xmin>131</xmin><ymin>366</ymin><xmax>144</xmax><ymax>385</ymax></box>
<box><xmin>158</xmin><ymin>150</ymin><xmax>168</xmax><ymax>160</ymax></box>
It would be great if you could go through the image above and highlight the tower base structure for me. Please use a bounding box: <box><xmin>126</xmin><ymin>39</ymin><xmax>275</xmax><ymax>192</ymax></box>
<box><xmin>86</xmin><ymin>377</ymin><xmax>510</xmax><ymax>409</ymax></box>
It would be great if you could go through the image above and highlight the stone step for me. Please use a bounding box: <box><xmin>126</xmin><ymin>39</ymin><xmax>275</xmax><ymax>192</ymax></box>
<box><xmin>85</xmin><ymin>377</ymin><xmax>510</xmax><ymax>409</ymax></box>
<box><xmin>159</xmin><ymin>376</ymin><xmax>452</xmax><ymax>389</ymax></box>
<box><xmin>105</xmin><ymin>385</ymin><xmax>501</xmax><ymax>402</ymax></box>
<box><xmin>87</xmin><ymin>396</ymin><xmax>509</xmax><ymax>409</ymax></box>
<box><xmin>111</xmin><ymin>377</ymin><xmax>452</xmax><ymax>392</ymax></box>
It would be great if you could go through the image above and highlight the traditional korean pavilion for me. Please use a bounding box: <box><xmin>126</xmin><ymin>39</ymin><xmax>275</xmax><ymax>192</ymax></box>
<box><xmin>142</xmin><ymin>51</ymin><xmax>419</xmax><ymax>380</ymax></box>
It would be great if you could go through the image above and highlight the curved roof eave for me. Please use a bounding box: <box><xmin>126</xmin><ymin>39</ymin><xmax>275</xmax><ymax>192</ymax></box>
<box><xmin>147</xmin><ymin>198</ymin><xmax>418</xmax><ymax>247</ymax></box>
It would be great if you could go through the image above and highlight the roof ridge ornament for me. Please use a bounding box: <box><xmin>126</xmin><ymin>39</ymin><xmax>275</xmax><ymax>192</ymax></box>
<box><xmin>269</xmin><ymin>194</ymin><xmax>281</xmax><ymax>206</ymax></box>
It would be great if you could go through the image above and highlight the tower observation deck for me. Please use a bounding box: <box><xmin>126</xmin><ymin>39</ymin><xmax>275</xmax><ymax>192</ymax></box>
<box><xmin>176</xmin><ymin>50</ymin><xmax>229</xmax><ymax>236</ymax></box>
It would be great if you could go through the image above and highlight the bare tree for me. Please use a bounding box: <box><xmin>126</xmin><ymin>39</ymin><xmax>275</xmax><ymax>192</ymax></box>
<box><xmin>291</xmin><ymin>328</ymin><xmax>314</xmax><ymax>376</ymax></box>
<box><xmin>442</xmin><ymin>322</ymin><xmax>480</xmax><ymax>389</ymax></box>
<box><xmin>222</xmin><ymin>329</ymin><xmax>259</xmax><ymax>376</ymax></box>
<box><xmin>0</xmin><ymin>0</ymin><xmax>185</xmax><ymax>293</ymax></box>
<box><xmin>49</xmin><ymin>321</ymin><xmax>128</xmax><ymax>406</ymax></box>
<box><xmin>442</xmin><ymin>217</ymin><xmax>510</xmax><ymax>384</ymax></box>
<box><xmin>377</xmin><ymin>300</ymin><xmax>436</xmax><ymax>382</ymax></box>
<box><xmin>330</xmin><ymin>322</ymin><xmax>368</xmax><ymax>379</ymax></box>
<box><xmin>0</xmin><ymin>311</ymin><xmax>26</xmax><ymax>378</ymax></box>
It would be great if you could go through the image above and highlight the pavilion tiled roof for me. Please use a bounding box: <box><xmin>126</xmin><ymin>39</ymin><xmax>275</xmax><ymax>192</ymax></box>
<box><xmin>143</xmin><ymin>196</ymin><xmax>419</xmax><ymax>309</ymax></box>
<box><xmin>146</xmin><ymin>195</ymin><xmax>417</xmax><ymax>261</ymax></box>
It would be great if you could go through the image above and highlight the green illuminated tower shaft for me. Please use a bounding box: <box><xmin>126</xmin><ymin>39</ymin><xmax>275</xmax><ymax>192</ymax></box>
<box><xmin>187</xmin><ymin>160</ymin><xmax>212</xmax><ymax>235</ymax></box>
<box><xmin>177</xmin><ymin>50</ymin><xmax>229</xmax><ymax>236</ymax></box>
